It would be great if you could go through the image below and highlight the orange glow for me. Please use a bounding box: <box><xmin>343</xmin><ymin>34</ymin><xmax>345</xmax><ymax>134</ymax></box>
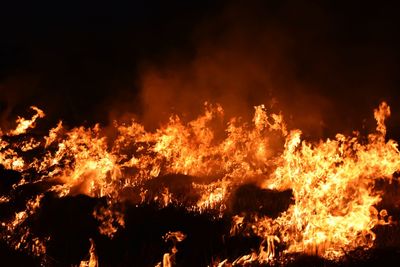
<box><xmin>0</xmin><ymin>102</ymin><xmax>399</xmax><ymax>264</ymax></box>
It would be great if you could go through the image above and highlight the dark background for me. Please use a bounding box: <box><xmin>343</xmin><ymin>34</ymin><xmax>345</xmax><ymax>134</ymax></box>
<box><xmin>0</xmin><ymin>0</ymin><xmax>399</xmax><ymax>138</ymax></box>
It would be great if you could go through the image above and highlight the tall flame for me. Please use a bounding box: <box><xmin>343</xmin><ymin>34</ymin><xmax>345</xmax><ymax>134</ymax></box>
<box><xmin>0</xmin><ymin>102</ymin><xmax>399</xmax><ymax>265</ymax></box>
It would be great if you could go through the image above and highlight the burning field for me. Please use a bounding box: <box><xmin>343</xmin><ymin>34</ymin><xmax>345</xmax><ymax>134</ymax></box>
<box><xmin>1</xmin><ymin>1</ymin><xmax>400</xmax><ymax>266</ymax></box>
<box><xmin>1</xmin><ymin>101</ymin><xmax>400</xmax><ymax>266</ymax></box>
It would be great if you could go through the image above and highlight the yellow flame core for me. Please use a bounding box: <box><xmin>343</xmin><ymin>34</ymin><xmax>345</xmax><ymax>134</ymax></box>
<box><xmin>0</xmin><ymin>102</ymin><xmax>399</xmax><ymax>262</ymax></box>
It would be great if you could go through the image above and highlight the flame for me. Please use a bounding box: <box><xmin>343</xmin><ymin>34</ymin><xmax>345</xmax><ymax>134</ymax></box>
<box><xmin>156</xmin><ymin>231</ymin><xmax>186</xmax><ymax>267</ymax></box>
<box><xmin>1</xmin><ymin>101</ymin><xmax>399</xmax><ymax>265</ymax></box>
<box><xmin>80</xmin><ymin>239</ymin><xmax>98</xmax><ymax>267</ymax></box>
<box><xmin>9</xmin><ymin>106</ymin><xmax>45</xmax><ymax>136</ymax></box>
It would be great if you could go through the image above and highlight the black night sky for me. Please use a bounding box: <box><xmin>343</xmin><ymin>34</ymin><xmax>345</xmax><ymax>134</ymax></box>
<box><xmin>1</xmin><ymin>1</ymin><xmax>400</xmax><ymax>138</ymax></box>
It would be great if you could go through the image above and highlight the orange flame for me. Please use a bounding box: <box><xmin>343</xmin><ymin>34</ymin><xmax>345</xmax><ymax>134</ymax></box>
<box><xmin>0</xmin><ymin>101</ymin><xmax>399</xmax><ymax>264</ymax></box>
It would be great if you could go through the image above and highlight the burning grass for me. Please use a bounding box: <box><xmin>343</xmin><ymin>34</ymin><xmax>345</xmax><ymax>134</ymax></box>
<box><xmin>1</xmin><ymin>102</ymin><xmax>400</xmax><ymax>266</ymax></box>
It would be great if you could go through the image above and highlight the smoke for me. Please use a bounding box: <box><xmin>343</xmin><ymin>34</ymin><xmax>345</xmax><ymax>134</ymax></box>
<box><xmin>137</xmin><ymin>1</ymin><xmax>400</xmax><ymax>138</ymax></box>
<box><xmin>0</xmin><ymin>1</ymin><xmax>399</xmax><ymax>138</ymax></box>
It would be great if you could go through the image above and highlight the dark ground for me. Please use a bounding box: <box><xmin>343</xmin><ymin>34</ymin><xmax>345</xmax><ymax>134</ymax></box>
<box><xmin>1</xmin><ymin>166</ymin><xmax>400</xmax><ymax>266</ymax></box>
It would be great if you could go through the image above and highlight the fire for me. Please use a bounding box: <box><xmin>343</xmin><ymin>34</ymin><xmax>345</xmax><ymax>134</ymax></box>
<box><xmin>79</xmin><ymin>239</ymin><xmax>98</xmax><ymax>267</ymax></box>
<box><xmin>8</xmin><ymin>106</ymin><xmax>45</xmax><ymax>136</ymax></box>
<box><xmin>156</xmin><ymin>231</ymin><xmax>187</xmax><ymax>267</ymax></box>
<box><xmin>0</xmin><ymin>101</ymin><xmax>399</xmax><ymax>265</ymax></box>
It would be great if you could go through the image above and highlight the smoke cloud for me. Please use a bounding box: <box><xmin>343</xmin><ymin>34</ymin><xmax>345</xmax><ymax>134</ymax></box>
<box><xmin>0</xmin><ymin>1</ymin><xmax>399</xmax><ymax>138</ymax></box>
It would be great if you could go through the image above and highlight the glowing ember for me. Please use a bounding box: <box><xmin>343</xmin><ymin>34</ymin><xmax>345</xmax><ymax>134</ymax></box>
<box><xmin>0</xmin><ymin>101</ymin><xmax>399</xmax><ymax>265</ymax></box>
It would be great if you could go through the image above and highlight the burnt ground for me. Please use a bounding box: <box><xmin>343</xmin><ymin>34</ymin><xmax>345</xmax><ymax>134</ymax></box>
<box><xmin>1</xmin><ymin>167</ymin><xmax>400</xmax><ymax>266</ymax></box>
